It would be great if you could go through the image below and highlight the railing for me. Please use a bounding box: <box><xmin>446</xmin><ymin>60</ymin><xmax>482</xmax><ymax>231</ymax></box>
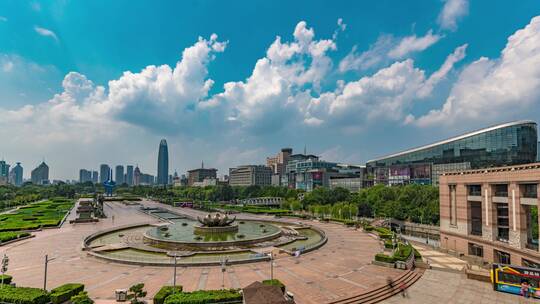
<box><xmin>494</xmin><ymin>191</ymin><xmax>508</xmax><ymax>197</ymax></box>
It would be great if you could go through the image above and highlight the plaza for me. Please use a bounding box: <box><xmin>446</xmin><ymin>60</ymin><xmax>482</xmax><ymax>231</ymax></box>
<box><xmin>0</xmin><ymin>199</ymin><xmax>406</xmax><ymax>303</ymax></box>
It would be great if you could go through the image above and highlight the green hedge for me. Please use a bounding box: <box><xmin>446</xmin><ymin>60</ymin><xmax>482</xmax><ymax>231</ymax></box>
<box><xmin>0</xmin><ymin>285</ymin><xmax>50</xmax><ymax>304</ymax></box>
<box><xmin>393</xmin><ymin>244</ymin><xmax>413</xmax><ymax>262</ymax></box>
<box><xmin>50</xmin><ymin>283</ymin><xmax>85</xmax><ymax>304</ymax></box>
<box><xmin>363</xmin><ymin>225</ymin><xmax>374</xmax><ymax>231</ymax></box>
<box><xmin>262</xmin><ymin>279</ymin><xmax>285</xmax><ymax>293</ymax></box>
<box><xmin>163</xmin><ymin>289</ymin><xmax>242</xmax><ymax>304</ymax></box>
<box><xmin>413</xmin><ymin>247</ymin><xmax>422</xmax><ymax>260</ymax></box>
<box><xmin>384</xmin><ymin>240</ymin><xmax>394</xmax><ymax>249</ymax></box>
<box><xmin>0</xmin><ymin>232</ymin><xmax>30</xmax><ymax>242</ymax></box>
<box><xmin>0</xmin><ymin>274</ymin><xmax>12</xmax><ymax>284</ymax></box>
<box><xmin>375</xmin><ymin>253</ymin><xmax>395</xmax><ymax>263</ymax></box>
<box><xmin>153</xmin><ymin>286</ymin><xmax>183</xmax><ymax>304</ymax></box>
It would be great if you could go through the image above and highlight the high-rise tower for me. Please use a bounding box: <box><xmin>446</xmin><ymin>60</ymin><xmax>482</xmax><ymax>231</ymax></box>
<box><xmin>157</xmin><ymin>139</ymin><xmax>169</xmax><ymax>185</ymax></box>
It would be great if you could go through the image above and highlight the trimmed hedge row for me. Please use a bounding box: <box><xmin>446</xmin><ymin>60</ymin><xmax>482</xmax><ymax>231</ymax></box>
<box><xmin>154</xmin><ymin>286</ymin><xmax>183</xmax><ymax>304</ymax></box>
<box><xmin>0</xmin><ymin>274</ymin><xmax>12</xmax><ymax>284</ymax></box>
<box><xmin>0</xmin><ymin>232</ymin><xmax>30</xmax><ymax>242</ymax></box>
<box><xmin>0</xmin><ymin>285</ymin><xmax>50</xmax><ymax>304</ymax></box>
<box><xmin>163</xmin><ymin>289</ymin><xmax>242</xmax><ymax>304</ymax></box>
<box><xmin>50</xmin><ymin>283</ymin><xmax>85</xmax><ymax>304</ymax></box>
<box><xmin>0</xmin><ymin>200</ymin><xmax>73</xmax><ymax>232</ymax></box>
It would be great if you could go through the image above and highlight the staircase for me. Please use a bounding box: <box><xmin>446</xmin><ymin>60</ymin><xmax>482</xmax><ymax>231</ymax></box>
<box><xmin>327</xmin><ymin>269</ymin><xmax>424</xmax><ymax>304</ymax></box>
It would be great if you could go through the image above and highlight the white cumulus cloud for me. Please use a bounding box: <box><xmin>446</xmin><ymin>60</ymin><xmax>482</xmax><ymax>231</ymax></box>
<box><xmin>412</xmin><ymin>16</ymin><xmax>540</xmax><ymax>127</ymax></box>
<box><xmin>34</xmin><ymin>26</ymin><xmax>59</xmax><ymax>41</ymax></box>
<box><xmin>438</xmin><ymin>0</ymin><xmax>469</xmax><ymax>31</ymax></box>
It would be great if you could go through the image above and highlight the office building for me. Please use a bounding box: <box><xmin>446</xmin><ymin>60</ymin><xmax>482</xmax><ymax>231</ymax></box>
<box><xmin>188</xmin><ymin>162</ymin><xmax>217</xmax><ymax>186</ymax></box>
<box><xmin>140</xmin><ymin>173</ymin><xmax>155</xmax><ymax>185</ymax></box>
<box><xmin>329</xmin><ymin>165</ymin><xmax>366</xmax><ymax>192</ymax></box>
<box><xmin>31</xmin><ymin>162</ymin><xmax>49</xmax><ymax>185</ymax></box>
<box><xmin>134</xmin><ymin>166</ymin><xmax>141</xmax><ymax>186</ymax></box>
<box><xmin>99</xmin><ymin>164</ymin><xmax>110</xmax><ymax>183</ymax></box>
<box><xmin>228</xmin><ymin>165</ymin><xmax>272</xmax><ymax>187</ymax></box>
<box><xmin>91</xmin><ymin>171</ymin><xmax>98</xmax><ymax>183</ymax></box>
<box><xmin>439</xmin><ymin>163</ymin><xmax>540</xmax><ymax>267</ymax></box>
<box><xmin>157</xmin><ymin>139</ymin><xmax>169</xmax><ymax>185</ymax></box>
<box><xmin>9</xmin><ymin>162</ymin><xmax>23</xmax><ymax>186</ymax></box>
<box><xmin>79</xmin><ymin>169</ymin><xmax>92</xmax><ymax>183</ymax></box>
<box><xmin>367</xmin><ymin>120</ymin><xmax>538</xmax><ymax>186</ymax></box>
<box><xmin>115</xmin><ymin>165</ymin><xmax>124</xmax><ymax>185</ymax></box>
<box><xmin>0</xmin><ymin>161</ymin><xmax>9</xmax><ymax>185</ymax></box>
<box><xmin>267</xmin><ymin>148</ymin><xmax>292</xmax><ymax>185</ymax></box>
<box><xmin>126</xmin><ymin>165</ymin><xmax>134</xmax><ymax>186</ymax></box>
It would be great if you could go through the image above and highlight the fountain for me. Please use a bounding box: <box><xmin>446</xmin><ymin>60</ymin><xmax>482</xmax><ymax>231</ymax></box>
<box><xmin>194</xmin><ymin>213</ymin><xmax>238</xmax><ymax>233</ymax></box>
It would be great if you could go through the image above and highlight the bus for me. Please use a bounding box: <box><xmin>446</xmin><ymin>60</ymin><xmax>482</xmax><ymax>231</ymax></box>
<box><xmin>491</xmin><ymin>263</ymin><xmax>540</xmax><ymax>297</ymax></box>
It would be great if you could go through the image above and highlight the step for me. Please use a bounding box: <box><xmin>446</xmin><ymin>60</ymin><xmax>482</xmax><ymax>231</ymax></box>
<box><xmin>327</xmin><ymin>269</ymin><xmax>424</xmax><ymax>304</ymax></box>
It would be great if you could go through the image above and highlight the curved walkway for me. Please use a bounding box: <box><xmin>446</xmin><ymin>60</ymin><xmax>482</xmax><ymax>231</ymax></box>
<box><xmin>0</xmin><ymin>200</ymin><xmax>406</xmax><ymax>304</ymax></box>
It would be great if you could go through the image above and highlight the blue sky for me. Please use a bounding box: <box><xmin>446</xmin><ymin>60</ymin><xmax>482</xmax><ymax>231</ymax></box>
<box><xmin>1</xmin><ymin>0</ymin><xmax>540</xmax><ymax>180</ymax></box>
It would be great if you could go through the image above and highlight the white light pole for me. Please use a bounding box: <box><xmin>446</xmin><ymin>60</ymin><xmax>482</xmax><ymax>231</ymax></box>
<box><xmin>172</xmin><ymin>253</ymin><xmax>179</xmax><ymax>291</ymax></box>
<box><xmin>1</xmin><ymin>254</ymin><xmax>8</xmax><ymax>288</ymax></box>
<box><xmin>221</xmin><ymin>257</ymin><xmax>228</xmax><ymax>288</ymax></box>
<box><xmin>268</xmin><ymin>253</ymin><xmax>274</xmax><ymax>280</ymax></box>
<box><xmin>44</xmin><ymin>254</ymin><xmax>56</xmax><ymax>291</ymax></box>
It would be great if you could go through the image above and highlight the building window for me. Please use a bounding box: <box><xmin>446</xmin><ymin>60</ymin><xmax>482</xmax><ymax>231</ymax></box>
<box><xmin>494</xmin><ymin>250</ymin><xmax>511</xmax><ymax>264</ymax></box>
<box><xmin>496</xmin><ymin>203</ymin><xmax>509</xmax><ymax>242</ymax></box>
<box><xmin>469</xmin><ymin>202</ymin><xmax>482</xmax><ymax>236</ymax></box>
<box><xmin>494</xmin><ymin>184</ymin><xmax>508</xmax><ymax>197</ymax></box>
<box><xmin>468</xmin><ymin>243</ymin><xmax>483</xmax><ymax>257</ymax></box>
<box><xmin>468</xmin><ymin>185</ymin><xmax>482</xmax><ymax>196</ymax></box>
<box><xmin>450</xmin><ymin>185</ymin><xmax>457</xmax><ymax>226</ymax></box>
<box><xmin>522</xmin><ymin>258</ymin><xmax>540</xmax><ymax>269</ymax></box>
<box><xmin>523</xmin><ymin>184</ymin><xmax>538</xmax><ymax>198</ymax></box>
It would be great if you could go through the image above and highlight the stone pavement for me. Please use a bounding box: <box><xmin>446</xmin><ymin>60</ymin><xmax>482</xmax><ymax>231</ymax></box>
<box><xmin>382</xmin><ymin>269</ymin><xmax>536</xmax><ymax>304</ymax></box>
<box><xmin>0</xmin><ymin>200</ymin><xmax>406</xmax><ymax>304</ymax></box>
<box><xmin>412</xmin><ymin>242</ymin><xmax>468</xmax><ymax>271</ymax></box>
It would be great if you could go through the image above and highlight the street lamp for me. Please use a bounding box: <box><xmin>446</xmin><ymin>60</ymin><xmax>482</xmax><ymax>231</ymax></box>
<box><xmin>172</xmin><ymin>253</ymin><xmax>180</xmax><ymax>291</ymax></box>
<box><xmin>221</xmin><ymin>257</ymin><xmax>228</xmax><ymax>288</ymax></box>
<box><xmin>1</xmin><ymin>254</ymin><xmax>8</xmax><ymax>288</ymax></box>
<box><xmin>44</xmin><ymin>254</ymin><xmax>56</xmax><ymax>291</ymax></box>
<box><xmin>268</xmin><ymin>252</ymin><xmax>274</xmax><ymax>280</ymax></box>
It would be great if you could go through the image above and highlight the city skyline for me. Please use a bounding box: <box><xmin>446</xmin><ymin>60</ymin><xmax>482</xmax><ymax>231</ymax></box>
<box><xmin>1</xmin><ymin>1</ymin><xmax>540</xmax><ymax>180</ymax></box>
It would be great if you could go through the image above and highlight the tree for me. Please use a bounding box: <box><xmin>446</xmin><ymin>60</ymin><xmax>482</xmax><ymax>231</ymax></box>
<box><xmin>127</xmin><ymin>283</ymin><xmax>147</xmax><ymax>304</ymax></box>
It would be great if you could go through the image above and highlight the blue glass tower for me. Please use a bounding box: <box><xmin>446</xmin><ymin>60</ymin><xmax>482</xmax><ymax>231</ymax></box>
<box><xmin>157</xmin><ymin>139</ymin><xmax>169</xmax><ymax>185</ymax></box>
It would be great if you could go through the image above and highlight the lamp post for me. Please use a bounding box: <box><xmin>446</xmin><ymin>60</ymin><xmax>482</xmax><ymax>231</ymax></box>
<box><xmin>1</xmin><ymin>254</ymin><xmax>8</xmax><ymax>288</ymax></box>
<box><xmin>268</xmin><ymin>252</ymin><xmax>274</xmax><ymax>280</ymax></box>
<box><xmin>43</xmin><ymin>254</ymin><xmax>56</xmax><ymax>291</ymax></box>
<box><xmin>221</xmin><ymin>257</ymin><xmax>228</xmax><ymax>288</ymax></box>
<box><xmin>172</xmin><ymin>253</ymin><xmax>179</xmax><ymax>291</ymax></box>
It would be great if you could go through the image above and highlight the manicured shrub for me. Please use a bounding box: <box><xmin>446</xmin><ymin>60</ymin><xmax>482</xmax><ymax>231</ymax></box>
<box><xmin>384</xmin><ymin>240</ymin><xmax>394</xmax><ymax>249</ymax></box>
<box><xmin>262</xmin><ymin>279</ymin><xmax>285</xmax><ymax>293</ymax></box>
<box><xmin>413</xmin><ymin>247</ymin><xmax>422</xmax><ymax>260</ymax></box>
<box><xmin>0</xmin><ymin>232</ymin><xmax>30</xmax><ymax>242</ymax></box>
<box><xmin>363</xmin><ymin>225</ymin><xmax>374</xmax><ymax>231</ymax></box>
<box><xmin>374</xmin><ymin>253</ymin><xmax>395</xmax><ymax>264</ymax></box>
<box><xmin>50</xmin><ymin>283</ymin><xmax>85</xmax><ymax>304</ymax></box>
<box><xmin>71</xmin><ymin>291</ymin><xmax>94</xmax><ymax>304</ymax></box>
<box><xmin>153</xmin><ymin>286</ymin><xmax>183</xmax><ymax>304</ymax></box>
<box><xmin>164</xmin><ymin>289</ymin><xmax>242</xmax><ymax>304</ymax></box>
<box><xmin>0</xmin><ymin>285</ymin><xmax>50</xmax><ymax>304</ymax></box>
<box><xmin>393</xmin><ymin>244</ymin><xmax>413</xmax><ymax>262</ymax></box>
<box><xmin>0</xmin><ymin>274</ymin><xmax>12</xmax><ymax>284</ymax></box>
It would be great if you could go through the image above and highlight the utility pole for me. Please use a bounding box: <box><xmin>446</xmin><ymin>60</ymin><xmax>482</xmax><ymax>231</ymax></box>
<box><xmin>43</xmin><ymin>254</ymin><xmax>55</xmax><ymax>291</ymax></box>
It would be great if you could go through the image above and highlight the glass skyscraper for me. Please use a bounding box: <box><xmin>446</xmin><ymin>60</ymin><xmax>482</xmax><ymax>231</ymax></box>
<box><xmin>157</xmin><ymin>139</ymin><xmax>169</xmax><ymax>185</ymax></box>
<box><xmin>366</xmin><ymin>120</ymin><xmax>538</xmax><ymax>185</ymax></box>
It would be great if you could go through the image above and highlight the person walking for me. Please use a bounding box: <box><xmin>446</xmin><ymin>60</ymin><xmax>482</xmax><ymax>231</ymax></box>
<box><xmin>399</xmin><ymin>281</ymin><xmax>408</xmax><ymax>298</ymax></box>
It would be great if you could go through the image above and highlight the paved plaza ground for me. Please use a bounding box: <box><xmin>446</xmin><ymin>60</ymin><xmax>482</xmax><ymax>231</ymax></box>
<box><xmin>0</xmin><ymin>200</ymin><xmax>403</xmax><ymax>304</ymax></box>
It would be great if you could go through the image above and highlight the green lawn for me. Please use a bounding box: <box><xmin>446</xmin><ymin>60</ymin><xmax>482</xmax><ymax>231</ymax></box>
<box><xmin>0</xmin><ymin>198</ymin><xmax>74</xmax><ymax>232</ymax></box>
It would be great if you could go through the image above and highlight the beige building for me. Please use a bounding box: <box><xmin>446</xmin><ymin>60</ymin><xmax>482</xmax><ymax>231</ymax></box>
<box><xmin>439</xmin><ymin>163</ymin><xmax>540</xmax><ymax>267</ymax></box>
<box><xmin>229</xmin><ymin>165</ymin><xmax>272</xmax><ymax>187</ymax></box>
<box><xmin>187</xmin><ymin>165</ymin><xmax>217</xmax><ymax>186</ymax></box>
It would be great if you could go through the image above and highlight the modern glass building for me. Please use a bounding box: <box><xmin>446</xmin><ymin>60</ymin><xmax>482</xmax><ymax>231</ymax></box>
<box><xmin>366</xmin><ymin>120</ymin><xmax>538</xmax><ymax>185</ymax></box>
<box><xmin>157</xmin><ymin>139</ymin><xmax>169</xmax><ymax>185</ymax></box>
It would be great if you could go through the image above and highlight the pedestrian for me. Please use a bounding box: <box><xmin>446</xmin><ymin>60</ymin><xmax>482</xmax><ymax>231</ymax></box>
<box><xmin>399</xmin><ymin>282</ymin><xmax>408</xmax><ymax>298</ymax></box>
<box><xmin>386</xmin><ymin>277</ymin><xmax>394</xmax><ymax>292</ymax></box>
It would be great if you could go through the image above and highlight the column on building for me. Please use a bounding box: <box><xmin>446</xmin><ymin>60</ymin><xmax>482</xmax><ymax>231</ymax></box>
<box><xmin>509</xmin><ymin>182</ymin><xmax>526</xmax><ymax>250</ymax></box>
<box><xmin>482</xmin><ymin>183</ymin><xmax>496</xmax><ymax>243</ymax></box>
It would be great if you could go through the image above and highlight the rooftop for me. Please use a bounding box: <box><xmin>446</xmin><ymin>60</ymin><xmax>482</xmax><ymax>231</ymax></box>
<box><xmin>367</xmin><ymin>120</ymin><xmax>536</xmax><ymax>163</ymax></box>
